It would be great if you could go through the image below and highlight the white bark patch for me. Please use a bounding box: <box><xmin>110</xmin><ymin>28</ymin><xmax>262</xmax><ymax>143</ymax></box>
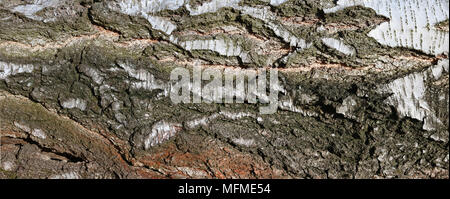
<box><xmin>382</xmin><ymin>59</ymin><xmax>449</xmax><ymax>131</ymax></box>
<box><xmin>268</xmin><ymin>22</ymin><xmax>311</xmax><ymax>49</ymax></box>
<box><xmin>238</xmin><ymin>6</ymin><xmax>277</xmax><ymax>21</ymax></box>
<box><xmin>31</xmin><ymin>129</ymin><xmax>47</xmax><ymax>139</ymax></box>
<box><xmin>79</xmin><ymin>66</ymin><xmax>104</xmax><ymax>85</ymax></box>
<box><xmin>61</xmin><ymin>98</ymin><xmax>87</xmax><ymax>111</ymax></box>
<box><xmin>143</xmin><ymin>14</ymin><xmax>178</xmax><ymax>35</ymax></box>
<box><xmin>322</xmin><ymin>37</ymin><xmax>356</xmax><ymax>56</ymax></box>
<box><xmin>186</xmin><ymin>0</ymin><xmax>241</xmax><ymax>15</ymax></box>
<box><xmin>49</xmin><ymin>172</ymin><xmax>81</xmax><ymax>179</ymax></box>
<box><xmin>110</xmin><ymin>0</ymin><xmax>311</xmax><ymax>56</ymax></box>
<box><xmin>238</xmin><ymin>6</ymin><xmax>311</xmax><ymax>49</ymax></box>
<box><xmin>13</xmin><ymin>122</ymin><xmax>31</xmax><ymax>132</ymax></box>
<box><xmin>185</xmin><ymin>111</ymin><xmax>257</xmax><ymax>129</ymax></box>
<box><xmin>1</xmin><ymin>161</ymin><xmax>15</xmax><ymax>171</ymax></box>
<box><xmin>144</xmin><ymin>121</ymin><xmax>182</xmax><ymax>149</ymax></box>
<box><xmin>110</xmin><ymin>0</ymin><xmax>185</xmax><ymax>35</ymax></box>
<box><xmin>325</xmin><ymin>0</ymin><xmax>449</xmax><ymax>55</ymax></box>
<box><xmin>10</xmin><ymin>0</ymin><xmax>63</xmax><ymax>21</ymax></box>
<box><xmin>13</xmin><ymin>122</ymin><xmax>46</xmax><ymax>139</ymax></box>
<box><xmin>269</xmin><ymin>0</ymin><xmax>289</xmax><ymax>6</ymax></box>
<box><xmin>115</xmin><ymin>0</ymin><xmax>186</xmax><ymax>14</ymax></box>
<box><xmin>176</xmin><ymin>38</ymin><xmax>250</xmax><ymax>62</ymax></box>
<box><xmin>186</xmin><ymin>1</ymin><xmax>311</xmax><ymax>49</ymax></box>
<box><xmin>118</xmin><ymin>61</ymin><xmax>168</xmax><ymax>96</ymax></box>
<box><xmin>185</xmin><ymin>113</ymin><xmax>220</xmax><ymax>129</ymax></box>
<box><xmin>232</xmin><ymin>137</ymin><xmax>255</xmax><ymax>147</ymax></box>
<box><xmin>219</xmin><ymin>111</ymin><xmax>255</xmax><ymax>120</ymax></box>
<box><xmin>186</xmin><ymin>0</ymin><xmax>288</xmax><ymax>16</ymax></box>
<box><xmin>336</xmin><ymin>96</ymin><xmax>357</xmax><ymax>117</ymax></box>
<box><xmin>279</xmin><ymin>99</ymin><xmax>319</xmax><ymax>117</ymax></box>
<box><xmin>177</xmin><ymin>166</ymin><xmax>209</xmax><ymax>178</ymax></box>
<box><xmin>0</xmin><ymin>61</ymin><xmax>35</xmax><ymax>79</ymax></box>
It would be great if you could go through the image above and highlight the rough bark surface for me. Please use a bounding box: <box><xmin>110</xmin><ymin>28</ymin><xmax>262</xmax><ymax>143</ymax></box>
<box><xmin>0</xmin><ymin>0</ymin><xmax>448</xmax><ymax>179</ymax></box>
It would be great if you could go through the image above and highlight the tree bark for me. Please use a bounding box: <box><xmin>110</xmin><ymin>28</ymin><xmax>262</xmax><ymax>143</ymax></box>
<box><xmin>0</xmin><ymin>0</ymin><xmax>448</xmax><ymax>179</ymax></box>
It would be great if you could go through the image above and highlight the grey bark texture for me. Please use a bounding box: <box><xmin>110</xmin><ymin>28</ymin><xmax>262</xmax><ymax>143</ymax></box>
<box><xmin>0</xmin><ymin>0</ymin><xmax>448</xmax><ymax>179</ymax></box>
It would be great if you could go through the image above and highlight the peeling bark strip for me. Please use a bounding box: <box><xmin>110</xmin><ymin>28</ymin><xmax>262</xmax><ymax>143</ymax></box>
<box><xmin>324</xmin><ymin>0</ymin><xmax>449</xmax><ymax>55</ymax></box>
<box><xmin>0</xmin><ymin>0</ymin><xmax>449</xmax><ymax>179</ymax></box>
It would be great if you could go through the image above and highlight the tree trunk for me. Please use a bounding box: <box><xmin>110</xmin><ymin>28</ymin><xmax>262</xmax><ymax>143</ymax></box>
<box><xmin>0</xmin><ymin>0</ymin><xmax>448</xmax><ymax>179</ymax></box>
